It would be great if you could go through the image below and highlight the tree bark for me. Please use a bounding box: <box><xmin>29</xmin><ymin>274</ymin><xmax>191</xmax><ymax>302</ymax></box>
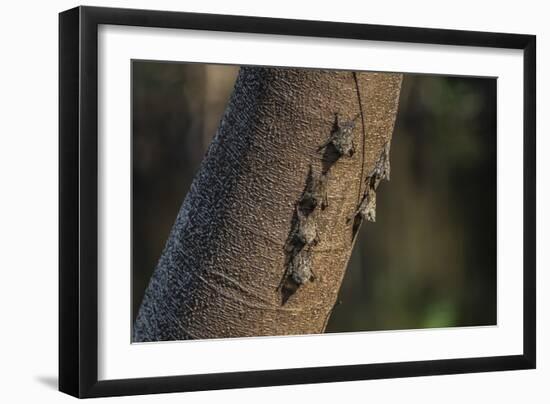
<box><xmin>134</xmin><ymin>67</ymin><xmax>402</xmax><ymax>341</ymax></box>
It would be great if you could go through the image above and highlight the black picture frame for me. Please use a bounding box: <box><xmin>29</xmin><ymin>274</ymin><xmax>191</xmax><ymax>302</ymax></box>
<box><xmin>59</xmin><ymin>5</ymin><xmax>536</xmax><ymax>398</ymax></box>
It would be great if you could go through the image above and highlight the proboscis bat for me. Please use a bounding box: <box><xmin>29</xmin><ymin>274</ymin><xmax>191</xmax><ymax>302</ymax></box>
<box><xmin>285</xmin><ymin>205</ymin><xmax>319</xmax><ymax>254</ymax></box>
<box><xmin>353</xmin><ymin>186</ymin><xmax>377</xmax><ymax>222</ymax></box>
<box><xmin>370</xmin><ymin>140</ymin><xmax>391</xmax><ymax>188</ymax></box>
<box><xmin>318</xmin><ymin>113</ymin><xmax>359</xmax><ymax>158</ymax></box>
<box><xmin>288</xmin><ymin>247</ymin><xmax>315</xmax><ymax>286</ymax></box>
<box><xmin>295</xmin><ymin>206</ymin><xmax>319</xmax><ymax>246</ymax></box>
<box><xmin>300</xmin><ymin>166</ymin><xmax>328</xmax><ymax>212</ymax></box>
<box><xmin>278</xmin><ymin>247</ymin><xmax>316</xmax><ymax>303</ymax></box>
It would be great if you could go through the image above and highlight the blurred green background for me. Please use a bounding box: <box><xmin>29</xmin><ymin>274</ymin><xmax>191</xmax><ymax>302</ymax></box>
<box><xmin>132</xmin><ymin>61</ymin><xmax>496</xmax><ymax>332</ymax></box>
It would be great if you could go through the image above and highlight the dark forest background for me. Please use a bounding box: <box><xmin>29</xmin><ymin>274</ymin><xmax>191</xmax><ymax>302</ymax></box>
<box><xmin>131</xmin><ymin>61</ymin><xmax>496</xmax><ymax>333</ymax></box>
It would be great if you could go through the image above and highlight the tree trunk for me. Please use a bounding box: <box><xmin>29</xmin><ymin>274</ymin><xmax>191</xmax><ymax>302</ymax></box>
<box><xmin>134</xmin><ymin>67</ymin><xmax>402</xmax><ymax>341</ymax></box>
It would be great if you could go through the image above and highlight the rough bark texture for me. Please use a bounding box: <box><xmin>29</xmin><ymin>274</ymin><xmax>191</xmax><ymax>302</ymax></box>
<box><xmin>134</xmin><ymin>67</ymin><xmax>402</xmax><ymax>341</ymax></box>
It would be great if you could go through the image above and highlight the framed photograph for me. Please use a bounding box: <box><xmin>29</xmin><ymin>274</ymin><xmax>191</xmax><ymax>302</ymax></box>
<box><xmin>59</xmin><ymin>6</ymin><xmax>536</xmax><ymax>398</ymax></box>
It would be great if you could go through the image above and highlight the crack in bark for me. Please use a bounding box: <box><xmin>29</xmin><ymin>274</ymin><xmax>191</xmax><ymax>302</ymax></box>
<box><xmin>353</xmin><ymin>71</ymin><xmax>368</xmax><ymax>208</ymax></box>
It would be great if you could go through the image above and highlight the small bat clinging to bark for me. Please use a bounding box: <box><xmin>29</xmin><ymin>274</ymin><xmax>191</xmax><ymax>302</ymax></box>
<box><xmin>295</xmin><ymin>206</ymin><xmax>320</xmax><ymax>246</ymax></box>
<box><xmin>300</xmin><ymin>166</ymin><xmax>329</xmax><ymax>212</ymax></box>
<box><xmin>352</xmin><ymin>186</ymin><xmax>377</xmax><ymax>222</ymax></box>
<box><xmin>285</xmin><ymin>205</ymin><xmax>319</xmax><ymax>253</ymax></box>
<box><xmin>318</xmin><ymin>113</ymin><xmax>360</xmax><ymax>158</ymax></box>
<box><xmin>288</xmin><ymin>247</ymin><xmax>315</xmax><ymax>285</ymax></box>
<box><xmin>279</xmin><ymin>246</ymin><xmax>316</xmax><ymax>304</ymax></box>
